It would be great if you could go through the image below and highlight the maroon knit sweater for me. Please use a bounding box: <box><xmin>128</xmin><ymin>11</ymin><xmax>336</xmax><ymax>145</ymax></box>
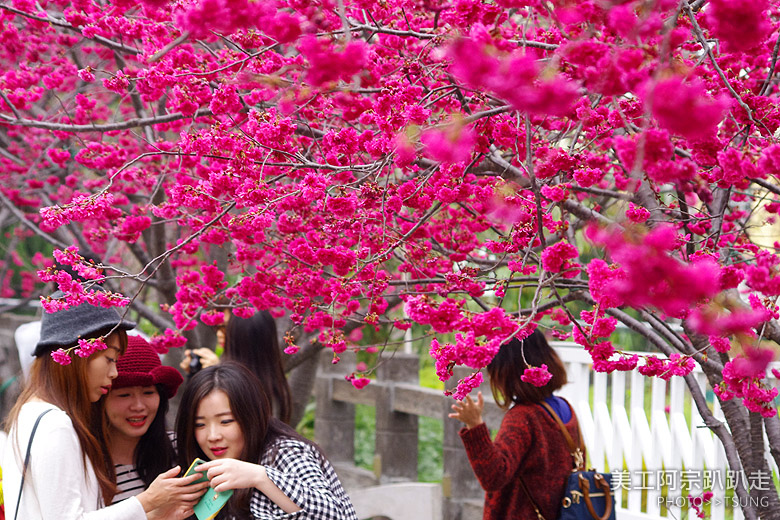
<box><xmin>459</xmin><ymin>401</ymin><xmax>581</xmax><ymax>520</ymax></box>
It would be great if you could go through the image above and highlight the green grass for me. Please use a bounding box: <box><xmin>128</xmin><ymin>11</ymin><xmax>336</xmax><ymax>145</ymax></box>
<box><xmin>352</xmin><ymin>404</ymin><xmax>444</xmax><ymax>482</ymax></box>
<box><xmin>354</xmin><ymin>404</ymin><xmax>376</xmax><ymax>470</ymax></box>
<box><xmin>418</xmin><ymin>416</ymin><xmax>443</xmax><ymax>482</ymax></box>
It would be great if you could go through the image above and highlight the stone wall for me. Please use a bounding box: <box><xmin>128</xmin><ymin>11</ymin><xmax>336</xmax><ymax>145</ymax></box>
<box><xmin>314</xmin><ymin>351</ymin><xmax>499</xmax><ymax>520</ymax></box>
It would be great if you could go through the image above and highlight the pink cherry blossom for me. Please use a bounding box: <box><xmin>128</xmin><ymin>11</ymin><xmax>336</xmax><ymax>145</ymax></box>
<box><xmin>449</xmin><ymin>372</ymin><xmax>484</xmax><ymax>401</ymax></box>
<box><xmin>704</xmin><ymin>0</ymin><xmax>771</xmax><ymax>53</ymax></box>
<box><xmin>349</xmin><ymin>376</ymin><xmax>371</xmax><ymax>390</ymax></box>
<box><xmin>521</xmin><ymin>364</ymin><xmax>553</xmax><ymax>387</ymax></box>
<box><xmin>646</xmin><ymin>77</ymin><xmax>728</xmax><ymax>140</ymax></box>
<box><xmin>51</xmin><ymin>349</ymin><xmax>73</xmax><ymax>365</ymax></box>
<box><xmin>587</xmin><ymin>225</ymin><xmax>720</xmax><ymax>317</ymax></box>
<box><xmin>421</xmin><ymin>125</ymin><xmax>477</xmax><ymax>165</ymax></box>
<box><xmin>625</xmin><ymin>203</ymin><xmax>650</xmax><ymax>224</ymax></box>
<box><xmin>541</xmin><ymin>241</ymin><xmax>579</xmax><ymax>275</ymax></box>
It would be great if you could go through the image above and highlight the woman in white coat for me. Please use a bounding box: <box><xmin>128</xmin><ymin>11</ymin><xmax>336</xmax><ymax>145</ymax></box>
<box><xmin>2</xmin><ymin>291</ymin><xmax>207</xmax><ymax>520</ymax></box>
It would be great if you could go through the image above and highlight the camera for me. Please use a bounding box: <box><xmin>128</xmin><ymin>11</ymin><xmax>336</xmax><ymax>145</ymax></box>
<box><xmin>189</xmin><ymin>353</ymin><xmax>202</xmax><ymax>376</ymax></box>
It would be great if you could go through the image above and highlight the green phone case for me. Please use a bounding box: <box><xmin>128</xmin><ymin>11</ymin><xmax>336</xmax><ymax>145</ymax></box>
<box><xmin>184</xmin><ymin>458</ymin><xmax>234</xmax><ymax>520</ymax></box>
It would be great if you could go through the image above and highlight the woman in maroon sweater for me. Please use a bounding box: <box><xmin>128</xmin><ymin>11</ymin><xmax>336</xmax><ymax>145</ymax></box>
<box><xmin>449</xmin><ymin>330</ymin><xmax>582</xmax><ymax>520</ymax></box>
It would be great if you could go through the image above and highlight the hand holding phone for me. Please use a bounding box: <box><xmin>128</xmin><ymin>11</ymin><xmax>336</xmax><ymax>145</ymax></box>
<box><xmin>183</xmin><ymin>458</ymin><xmax>233</xmax><ymax>520</ymax></box>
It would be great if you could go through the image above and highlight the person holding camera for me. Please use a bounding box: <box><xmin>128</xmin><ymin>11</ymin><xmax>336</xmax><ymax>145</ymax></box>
<box><xmin>180</xmin><ymin>310</ymin><xmax>292</xmax><ymax>424</ymax></box>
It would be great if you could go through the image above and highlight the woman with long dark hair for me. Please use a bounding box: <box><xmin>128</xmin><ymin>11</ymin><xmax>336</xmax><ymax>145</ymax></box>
<box><xmin>103</xmin><ymin>335</ymin><xmax>183</xmax><ymax>502</ymax></box>
<box><xmin>2</xmin><ymin>293</ymin><xmax>206</xmax><ymax>519</ymax></box>
<box><xmin>180</xmin><ymin>310</ymin><xmax>293</xmax><ymax>424</ymax></box>
<box><xmin>175</xmin><ymin>362</ymin><xmax>356</xmax><ymax>519</ymax></box>
<box><xmin>449</xmin><ymin>330</ymin><xmax>582</xmax><ymax>520</ymax></box>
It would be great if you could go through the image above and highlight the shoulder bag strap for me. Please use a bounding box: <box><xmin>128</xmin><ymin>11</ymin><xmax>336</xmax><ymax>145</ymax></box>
<box><xmin>539</xmin><ymin>400</ymin><xmax>586</xmax><ymax>471</ymax></box>
<box><xmin>14</xmin><ymin>408</ymin><xmax>53</xmax><ymax>520</ymax></box>
<box><xmin>519</xmin><ymin>475</ymin><xmax>548</xmax><ymax>520</ymax></box>
<box><xmin>518</xmin><ymin>401</ymin><xmax>583</xmax><ymax>520</ymax></box>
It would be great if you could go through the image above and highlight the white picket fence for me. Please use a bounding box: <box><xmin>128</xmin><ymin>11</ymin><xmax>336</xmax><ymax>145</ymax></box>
<box><xmin>554</xmin><ymin>343</ymin><xmax>780</xmax><ymax>520</ymax></box>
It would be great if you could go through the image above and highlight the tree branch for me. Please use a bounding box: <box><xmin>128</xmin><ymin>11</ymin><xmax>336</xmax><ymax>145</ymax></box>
<box><xmin>129</xmin><ymin>298</ymin><xmax>175</xmax><ymax>330</ymax></box>
<box><xmin>763</xmin><ymin>415</ymin><xmax>780</xmax><ymax>481</ymax></box>
<box><xmin>486</xmin><ymin>145</ymin><xmax>531</xmax><ymax>186</ymax></box>
<box><xmin>149</xmin><ymin>31</ymin><xmax>190</xmax><ymax>63</ymax></box>
<box><xmin>0</xmin><ymin>89</ymin><xmax>22</xmax><ymax>119</ymax></box>
<box><xmin>0</xmin><ymin>108</ymin><xmax>214</xmax><ymax>133</ymax></box>
<box><xmin>752</xmin><ymin>178</ymin><xmax>780</xmax><ymax>197</ymax></box>
<box><xmin>0</xmin><ymin>191</ymin><xmax>69</xmax><ymax>249</ymax></box>
<box><xmin>0</xmin><ymin>4</ymin><xmax>140</xmax><ymax>55</ymax></box>
<box><xmin>760</xmin><ymin>35</ymin><xmax>780</xmax><ymax>97</ymax></box>
<box><xmin>562</xmin><ymin>199</ymin><xmax>614</xmax><ymax>225</ymax></box>
<box><xmin>686</xmin><ymin>327</ymin><xmax>758</xmax><ymax>520</ymax></box>
<box><xmin>462</xmin><ymin>105</ymin><xmax>513</xmax><ymax>125</ymax></box>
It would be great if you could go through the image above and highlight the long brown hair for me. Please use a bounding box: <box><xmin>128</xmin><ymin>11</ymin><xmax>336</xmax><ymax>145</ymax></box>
<box><xmin>175</xmin><ymin>362</ymin><xmax>314</xmax><ymax>519</ymax></box>
<box><xmin>488</xmin><ymin>330</ymin><xmax>568</xmax><ymax>408</ymax></box>
<box><xmin>4</xmin><ymin>329</ymin><xmax>128</xmax><ymax>505</ymax></box>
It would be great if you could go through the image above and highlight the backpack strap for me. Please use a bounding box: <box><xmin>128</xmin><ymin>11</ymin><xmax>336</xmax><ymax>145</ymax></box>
<box><xmin>539</xmin><ymin>400</ymin><xmax>586</xmax><ymax>471</ymax></box>
<box><xmin>14</xmin><ymin>408</ymin><xmax>53</xmax><ymax>520</ymax></box>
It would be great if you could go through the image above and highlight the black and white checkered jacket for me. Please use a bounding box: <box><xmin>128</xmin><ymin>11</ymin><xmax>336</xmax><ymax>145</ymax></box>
<box><xmin>248</xmin><ymin>437</ymin><xmax>358</xmax><ymax>520</ymax></box>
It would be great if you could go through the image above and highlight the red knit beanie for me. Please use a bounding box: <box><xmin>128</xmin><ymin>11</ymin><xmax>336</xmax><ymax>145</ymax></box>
<box><xmin>113</xmin><ymin>335</ymin><xmax>183</xmax><ymax>398</ymax></box>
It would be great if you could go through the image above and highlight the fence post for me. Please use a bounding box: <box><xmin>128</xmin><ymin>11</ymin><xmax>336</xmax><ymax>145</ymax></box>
<box><xmin>374</xmin><ymin>352</ymin><xmax>419</xmax><ymax>482</ymax></box>
<box><xmin>314</xmin><ymin>351</ymin><xmax>356</xmax><ymax>465</ymax></box>
<box><xmin>442</xmin><ymin>367</ymin><xmax>489</xmax><ymax>520</ymax></box>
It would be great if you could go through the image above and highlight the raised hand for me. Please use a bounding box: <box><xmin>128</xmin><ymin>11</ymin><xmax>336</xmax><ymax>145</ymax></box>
<box><xmin>448</xmin><ymin>391</ymin><xmax>485</xmax><ymax>430</ymax></box>
<box><xmin>179</xmin><ymin>348</ymin><xmax>220</xmax><ymax>373</ymax></box>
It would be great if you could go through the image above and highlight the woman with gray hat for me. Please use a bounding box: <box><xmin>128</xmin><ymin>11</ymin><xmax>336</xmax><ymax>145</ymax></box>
<box><xmin>2</xmin><ymin>291</ymin><xmax>207</xmax><ymax>520</ymax></box>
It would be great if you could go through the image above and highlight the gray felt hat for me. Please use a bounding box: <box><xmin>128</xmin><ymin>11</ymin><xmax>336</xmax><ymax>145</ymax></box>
<box><xmin>34</xmin><ymin>290</ymin><xmax>137</xmax><ymax>357</ymax></box>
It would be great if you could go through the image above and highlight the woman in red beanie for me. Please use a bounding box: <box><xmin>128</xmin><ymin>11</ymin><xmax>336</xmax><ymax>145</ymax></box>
<box><xmin>104</xmin><ymin>335</ymin><xmax>187</xmax><ymax>503</ymax></box>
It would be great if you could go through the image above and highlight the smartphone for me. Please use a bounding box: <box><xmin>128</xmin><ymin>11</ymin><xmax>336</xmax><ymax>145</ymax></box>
<box><xmin>183</xmin><ymin>457</ymin><xmax>209</xmax><ymax>484</ymax></box>
<box><xmin>184</xmin><ymin>458</ymin><xmax>233</xmax><ymax>520</ymax></box>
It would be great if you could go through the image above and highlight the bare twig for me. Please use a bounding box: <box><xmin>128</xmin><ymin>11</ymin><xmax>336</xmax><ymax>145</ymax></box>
<box><xmin>148</xmin><ymin>31</ymin><xmax>190</xmax><ymax>63</ymax></box>
<box><xmin>684</xmin><ymin>2</ymin><xmax>762</xmax><ymax>130</ymax></box>
<box><xmin>0</xmin><ymin>190</ymin><xmax>69</xmax><ymax>249</ymax></box>
<box><xmin>760</xmin><ymin>36</ymin><xmax>780</xmax><ymax>97</ymax></box>
<box><xmin>0</xmin><ymin>89</ymin><xmax>22</xmax><ymax>119</ymax></box>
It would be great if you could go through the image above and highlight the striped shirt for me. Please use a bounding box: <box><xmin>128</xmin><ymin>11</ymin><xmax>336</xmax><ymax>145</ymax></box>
<box><xmin>111</xmin><ymin>431</ymin><xmax>177</xmax><ymax>503</ymax></box>
<box><xmin>113</xmin><ymin>463</ymin><xmax>145</xmax><ymax>502</ymax></box>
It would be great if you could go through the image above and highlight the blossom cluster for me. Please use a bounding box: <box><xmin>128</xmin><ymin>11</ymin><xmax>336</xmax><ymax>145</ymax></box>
<box><xmin>586</xmin><ymin>225</ymin><xmax>721</xmax><ymax>318</ymax></box>
<box><xmin>715</xmin><ymin>352</ymin><xmax>779</xmax><ymax>418</ymax></box>
<box><xmin>0</xmin><ymin>0</ymin><xmax>778</xmax><ymax>427</ymax></box>
<box><xmin>50</xmin><ymin>337</ymin><xmax>108</xmax><ymax>365</ymax></box>
<box><xmin>689</xmin><ymin>491</ymin><xmax>714</xmax><ymax>519</ymax></box>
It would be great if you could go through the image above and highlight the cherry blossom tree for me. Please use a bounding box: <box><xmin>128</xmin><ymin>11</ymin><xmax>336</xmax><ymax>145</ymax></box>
<box><xmin>2</xmin><ymin>0</ymin><xmax>780</xmax><ymax>515</ymax></box>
